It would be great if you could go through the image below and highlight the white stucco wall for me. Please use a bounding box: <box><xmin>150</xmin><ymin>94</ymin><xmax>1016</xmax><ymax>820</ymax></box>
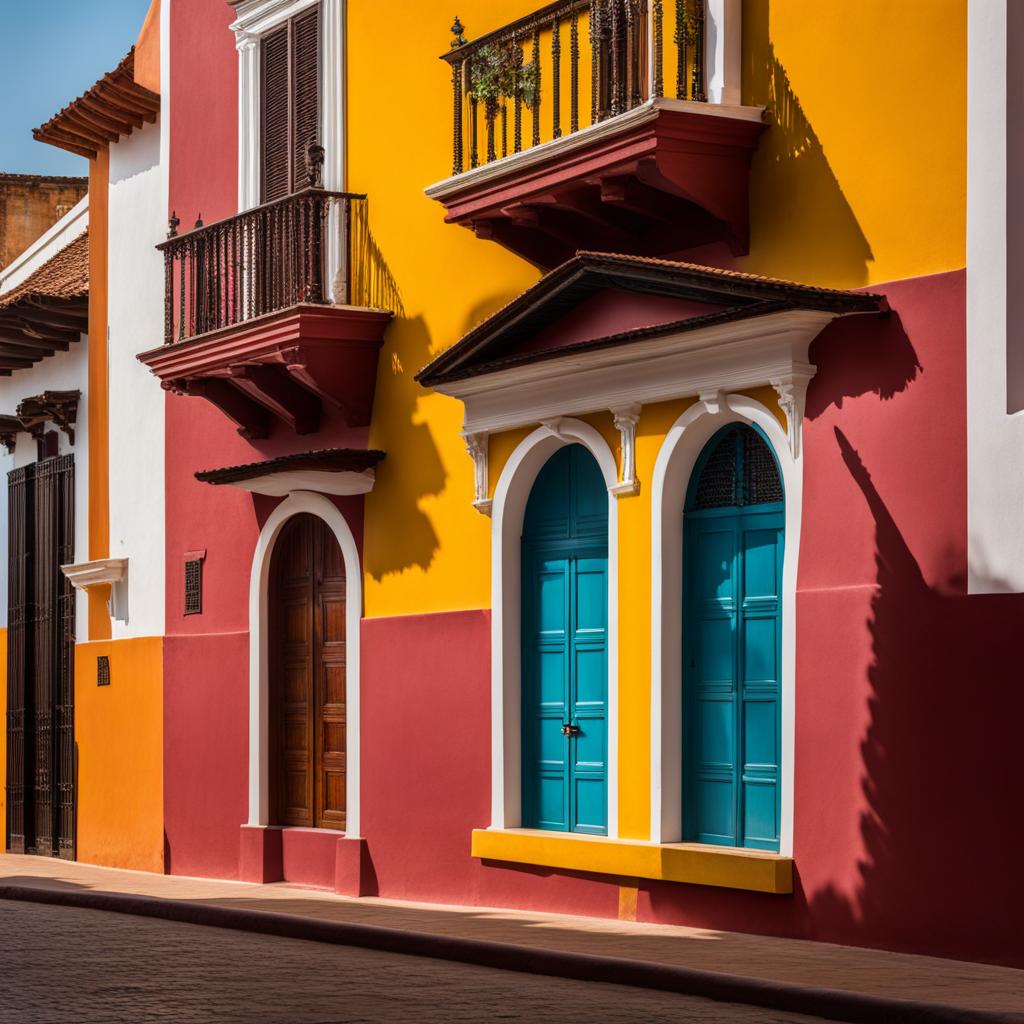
<box><xmin>967</xmin><ymin>0</ymin><xmax>1024</xmax><ymax>593</ymax></box>
<box><xmin>107</xmin><ymin>117</ymin><xmax>167</xmax><ymax>639</ymax></box>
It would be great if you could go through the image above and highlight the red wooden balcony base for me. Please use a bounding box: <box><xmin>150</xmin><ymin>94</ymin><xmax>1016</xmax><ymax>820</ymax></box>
<box><xmin>139</xmin><ymin>303</ymin><xmax>393</xmax><ymax>437</ymax></box>
<box><xmin>427</xmin><ymin>100</ymin><xmax>767</xmax><ymax>270</ymax></box>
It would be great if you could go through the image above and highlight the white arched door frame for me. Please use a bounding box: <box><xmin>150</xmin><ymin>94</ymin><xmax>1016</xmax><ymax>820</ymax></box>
<box><xmin>247</xmin><ymin>490</ymin><xmax>363</xmax><ymax>836</ymax></box>
<box><xmin>489</xmin><ymin>418</ymin><xmax>620</xmax><ymax>837</ymax></box>
<box><xmin>650</xmin><ymin>395</ymin><xmax>801</xmax><ymax>854</ymax></box>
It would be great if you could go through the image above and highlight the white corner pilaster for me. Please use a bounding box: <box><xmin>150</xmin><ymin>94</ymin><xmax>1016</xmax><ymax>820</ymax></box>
<box><xmin>236</xmin><ymin>31</ymin><xmax>260</xmax><ymax>211</ymax></box>
<box><xmin>706</xmin><ymin>0</ymin><xmax>742</xmax><ymax>106</ymax></box>
<box><xmin>610</xmin><ymin>404</ymin><xmax>641</xmax><ymax>497</ymax></box>
<box><xmin>463</xmin><ymin>431</ymin><xmax>492</xmax><ymax>516</ymax></box>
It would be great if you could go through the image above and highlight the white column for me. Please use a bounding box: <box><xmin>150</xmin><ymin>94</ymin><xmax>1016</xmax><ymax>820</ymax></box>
<box><xmin>705</xmin><ymin>0</ymin><xmax>742</xmax><ymax>106</ymax></box>
<box><xmin>237</xmin><ymin>31</ymin><xmax>260</xmax><ymax>211</ymax></box>
<box><xmin>322</xmin><ymin>0</ymin><xmax>347</xmax><ymax>302</ymax></box>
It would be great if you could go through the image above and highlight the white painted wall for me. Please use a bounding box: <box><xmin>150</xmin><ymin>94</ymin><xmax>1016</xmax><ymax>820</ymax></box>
<box><xmin>107</xmin><ymin>117</ymin><xmax>167</xmax><ymax>639</ymax></box>
<box><xmin>967</xmin><ymin>0</ymin><xmax>1024</xmax><ymax>593</ymax></box>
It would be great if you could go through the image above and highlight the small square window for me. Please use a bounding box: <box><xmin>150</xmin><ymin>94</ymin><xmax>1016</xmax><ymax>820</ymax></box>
<box><xmin>184</xmin><ymin>558</ymin><xmax>203</xmax><ymax>615</ymax></box>
<box><xmin>97</xmin><ymin>656</ymin><xmax>110</xmax><ymax>687</ymax></box>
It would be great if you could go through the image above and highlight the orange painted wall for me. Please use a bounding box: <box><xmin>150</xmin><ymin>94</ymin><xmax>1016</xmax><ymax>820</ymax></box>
<box><xmin>134</xmin><ymin>0</ymin><xmax>161</xmax><ymax>94</ymax></box>
<box><xmin>74</xmin><ymin>637</ymin><xmax>163</xmax><ymax>872</ymax></box>
<box><xmin>87</xmin><ymin>152</ymin><xmax>110</xmax><ymax>642</ymax></box>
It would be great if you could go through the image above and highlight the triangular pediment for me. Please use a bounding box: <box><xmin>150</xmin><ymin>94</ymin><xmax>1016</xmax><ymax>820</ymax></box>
<box><xmin>417</xmin><ymin>252</ymin><xmax>885</xmax><ymax>388</ymax></box>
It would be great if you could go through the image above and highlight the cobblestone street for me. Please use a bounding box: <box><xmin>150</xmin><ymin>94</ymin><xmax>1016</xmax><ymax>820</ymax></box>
<box><xmin>0</xmin><ymin>900</ymin><xmax>840</xmax><ymax>1024</ymax></box>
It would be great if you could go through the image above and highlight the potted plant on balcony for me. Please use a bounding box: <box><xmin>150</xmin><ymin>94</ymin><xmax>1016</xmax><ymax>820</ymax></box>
<box><xmin>468</xmin><ymin>42</ymin><xmax>538</xmax><ymax>162</ymax></box>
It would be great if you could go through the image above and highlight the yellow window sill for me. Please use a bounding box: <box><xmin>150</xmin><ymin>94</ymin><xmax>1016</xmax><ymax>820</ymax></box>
<box><xmin>471</xmin><ymin>828</ymin><xmax>793</xmax><ymax>895</ymax></box>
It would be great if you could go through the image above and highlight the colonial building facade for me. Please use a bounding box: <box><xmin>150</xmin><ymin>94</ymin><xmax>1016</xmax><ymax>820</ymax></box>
<box><xmin>2</xmin><ymin>0</ymin><xmax>1021</xmax><ymax>970</ymax></box>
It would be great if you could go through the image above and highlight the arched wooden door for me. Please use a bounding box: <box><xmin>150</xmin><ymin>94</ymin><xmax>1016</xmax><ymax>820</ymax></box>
<box><xmin>521</xmin><ymin>444</ymin><xmax>609</xmax><ymax>835</ymax></box>
<box><xmin>269</xmin><ymin>513</ymin><xmax>346</xmax><ymax>831</ymax></box>
<box><xmin>683</xmin><ymin>424</ymin><xmax>784</xmax><ymax>851</ymax></box>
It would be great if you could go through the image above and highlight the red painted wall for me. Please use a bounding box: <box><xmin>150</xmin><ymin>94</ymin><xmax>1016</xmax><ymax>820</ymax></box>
<box><xmin>360</xmin><ymin>609</ymin><xmax>621</xmax><ymax>919</ymax></box>
<box><xmin>163</xmin><ymin>0</ymin><xmax>370</xmax><ymax>877</ymax></box>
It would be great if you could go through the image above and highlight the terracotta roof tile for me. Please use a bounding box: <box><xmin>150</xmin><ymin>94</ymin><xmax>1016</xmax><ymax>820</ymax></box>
<box><xmin>0</xmin><ymin>231</ymin><xmax>89</xmax><ymax>310</ymax></box>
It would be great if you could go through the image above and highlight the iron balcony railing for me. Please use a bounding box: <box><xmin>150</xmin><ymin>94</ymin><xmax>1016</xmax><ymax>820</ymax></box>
<box><xmin>158</xmin><ymin>187</ymin><xmax>367</xmax><ymax>345</ymax></box>
<box><xmin>442</xmin><ymin>0</ymin><xmax>708</xmax><ymax>177</ymax></box>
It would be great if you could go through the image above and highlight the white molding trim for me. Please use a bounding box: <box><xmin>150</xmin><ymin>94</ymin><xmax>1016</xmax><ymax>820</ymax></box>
<box><xmin>490</xmin><ymin>419</ymin><xmax>620</xmax><ymax>838</ymax></box>
<box><xmin>61</xmin><ymin>558</ymin><xmax>129</xmax><ymax>623</ymax></box>
<box><xmin>443</xmin><ymin>310</ymin><xmax>830</xmax><ymax>436</ymax></box>
<box><xmin>247</xmin><ymin>491</ymin><xmax>363</xmax><ymax>835</ymax></box>
<box><xmin>220</xmin><ymin>468</ymin><xmax>376</xmax><ymax>497</ymax></box>
<box><xmin>649</xmin><ymin>394</ymin><xmax>802</xmax><ymax>856</ymax></box>
<box><xmin>770</xmin><ymin>371</ymin><xmax>814</xmax><ymax>459</ymax></box>
<box><xmin>462</xmin><ymin>431</ymin><xmax>492</xmax><ymax>516</ymax></box>
<box><xmin>232</xmin><ymin>0</ymin><xmax>348</xmax><ymax>300</ymax></box>
<box><xmin>610</xmin><ymin>404</ymin><xmax>641</xmax><ymax>497</ymax></box>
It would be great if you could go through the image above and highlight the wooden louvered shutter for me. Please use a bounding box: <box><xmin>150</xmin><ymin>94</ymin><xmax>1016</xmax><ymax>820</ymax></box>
<box><xmin>6</xmin><ymin>465</ymin><xmax>34</xmax><ymax>854</ymax></box>
<box><xmin>261</xmin><ymin>24</ymin><xmax>291</xmax><ymax>203</ymax></box>
<box><xmin>291</xmin><ymin>8</ymin><xmax>320</xmax><ymax>192</ymax></box>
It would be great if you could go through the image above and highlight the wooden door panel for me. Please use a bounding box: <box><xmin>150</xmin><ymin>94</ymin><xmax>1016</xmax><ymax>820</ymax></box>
<box><xmin>313</xmin><ymin>518</ymin><xmax>345</xmax><ymax>831</ymax></box>
<box><xmin>270</xmin><ymin>514</ymin><xmax>347</xmax><ymax>832</ymax></box>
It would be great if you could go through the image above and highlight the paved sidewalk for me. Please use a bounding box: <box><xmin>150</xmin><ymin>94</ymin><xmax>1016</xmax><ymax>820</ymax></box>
<box><xmin>0</xmin><ymin>854</ymin><xmax>1019</xmax><ymax>1018</ymax></box>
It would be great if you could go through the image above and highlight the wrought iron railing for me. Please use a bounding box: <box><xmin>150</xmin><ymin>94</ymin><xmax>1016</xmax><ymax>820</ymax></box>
<box><xmin>442</xmin><ymin>0</ymin><xmax>707</xmax><ymax>177</ymax></box>
<box><xmin>158</xmin><ymin>188</ymin><xmax>367</xmax><ymax>345</ymax></box>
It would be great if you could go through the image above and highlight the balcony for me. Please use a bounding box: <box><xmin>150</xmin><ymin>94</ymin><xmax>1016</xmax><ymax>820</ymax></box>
<box><xmin>426</xmin><ymin>0</ymin><xmax>766</xmax><ymax>269</ymax></box>
<box><xmin>138</xmin><ymin>187</ymin><xmax>393</xmax><ymax>436</ymax></box>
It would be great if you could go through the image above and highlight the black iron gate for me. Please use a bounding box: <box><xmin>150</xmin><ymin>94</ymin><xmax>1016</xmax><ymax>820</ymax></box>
<box><xmin>6</xmin><ymin>455</ymin><xmax>75</xmax><ymax>858</ymax></box>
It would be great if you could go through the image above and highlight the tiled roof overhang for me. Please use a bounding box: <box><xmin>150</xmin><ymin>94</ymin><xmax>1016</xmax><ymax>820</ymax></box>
<box><xmin>33</xmin><ymin>49</ymin><xmax>160</xmax><ymax>159</ymax></box>
<box><xmin>417</xmin><ymin>252</ymin><xmax>888</xmax><ymax>387</ymax></box>
<box><xmin>195</xmin><ymin>447</ymin><xmax>386</xmax><ymax>497</ymax></box>
<box><xmin>0</xmin><ymin>232</ymin><xmax>88</xmax><ymax>375</ymax></box>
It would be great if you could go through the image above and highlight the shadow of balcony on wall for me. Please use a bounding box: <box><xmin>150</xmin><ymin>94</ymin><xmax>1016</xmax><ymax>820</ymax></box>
<box><xmin>364</xmin><ymin>313</ymin><xmax>446</xmax><ymax>581</ymax></box>
<box><xmin>743</xmin><ymin>1</ymin><xmax>873</xmax><ymax>286</ymax></box>
<box><xmin>804</xmin><ymin>310</ymin><xmax>920</xmax><ymax>420</ymax></box>
<box><xmin>803</xmin><ymin>430</ymin><xmax>1024</xmax><ymax>968</ymax></box>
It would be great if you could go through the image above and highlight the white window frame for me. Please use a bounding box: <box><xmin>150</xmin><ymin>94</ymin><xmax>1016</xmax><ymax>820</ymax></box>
<box><xmin>489</xmin><ymin>419</ymin><xmax>621</xmax><ymax>838</ymax></box>
<box><xmin>649</xmin><ymin>394</ymin><xmax>800</xmax><ymax>855</ymax></box>
<box><xmin>231</xmin><ymin>0</ymin><xmax>347</xmax><ymax>301</ymax></box>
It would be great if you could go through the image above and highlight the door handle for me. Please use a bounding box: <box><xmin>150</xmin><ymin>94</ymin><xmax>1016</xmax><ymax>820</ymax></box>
<box><xmin>561</xmin><ymin>723</ymin><xmax>580</xmax><ymax>737</ymax></box>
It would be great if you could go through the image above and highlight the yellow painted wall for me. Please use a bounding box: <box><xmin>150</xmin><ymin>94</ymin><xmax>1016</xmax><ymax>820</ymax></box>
<box><xmin>74</xmin><ymin>638</ymin><xmax>163</xmax><ymax>872</ymax></box>
<box><xmin>353</xmin><ymin>0</ymin><xmax>965</xmax><ymax>621</ymax></box>
<box><xmin>741</xmin><ymin>0</ymin><xmax>966</xmax><ymax>288</ymax></box>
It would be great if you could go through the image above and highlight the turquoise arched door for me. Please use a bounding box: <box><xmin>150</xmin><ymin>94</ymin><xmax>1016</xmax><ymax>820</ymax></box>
<box><xmin>521</xmin><ymin>444</ymin><xmax>608</xmax><ymax>835</ymax></box>
<box><xmin>683</xmin><ymin>425</ymin><xmax>784</xmax><ymax>851</ymax></box>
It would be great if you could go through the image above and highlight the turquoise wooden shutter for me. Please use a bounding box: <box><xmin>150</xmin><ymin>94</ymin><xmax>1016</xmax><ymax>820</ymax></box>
<box><xmin>683</xmin><ymin>426</ymin><xmax>783</xmax><ymax>851</ymax></box>
<box><xmin>522</xmin><ymin>446</ymin><xmax>608</xmax><ymax>835</ymax></box>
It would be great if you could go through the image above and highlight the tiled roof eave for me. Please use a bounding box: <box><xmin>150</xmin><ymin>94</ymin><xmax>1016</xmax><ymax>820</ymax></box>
<box><xmin>33</xmin><ymin>49</ymin><xmax>160</xmax><ymax>159</ymax></box>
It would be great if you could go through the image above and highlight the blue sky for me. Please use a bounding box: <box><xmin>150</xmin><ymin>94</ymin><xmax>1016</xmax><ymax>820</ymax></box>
<box><xmin>0</xmin><ymin>0</ymin><xmax>154</xmax><ymax>176</ymax></box>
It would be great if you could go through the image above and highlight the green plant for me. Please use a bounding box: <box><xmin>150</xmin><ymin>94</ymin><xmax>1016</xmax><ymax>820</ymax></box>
<box><xmin>469</xmin><ymin>42</ymin><xmax>538</xmax><ymax>115</ymax></box>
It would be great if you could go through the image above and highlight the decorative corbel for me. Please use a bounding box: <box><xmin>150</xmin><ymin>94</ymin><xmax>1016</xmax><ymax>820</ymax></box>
<box><xmin>540</xmin><ymin>417</ymin><xmax>569</xmax><ymax>441</ymax></box>
<box><xmin>770</xmin><ymin>370</ymin><xmax>814</xmax><ymax>458</ymax></box>
<box><xmin>699</xmin><ymin>389</ymin><xmax>727</xmax><ymax>416</ymax></box>
<box><xmin>609</xmin><ymin>404</ymin><xmax>641</xmax><ymax>497</ymax></box>
<box><xmin>463</xmin><ymin>431</ymin><xmax>492</xmax><ymax>516</ymax></box>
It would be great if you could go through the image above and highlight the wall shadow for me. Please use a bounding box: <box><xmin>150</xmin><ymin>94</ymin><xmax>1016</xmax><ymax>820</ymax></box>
<box><xmin>805</xmin><ymin>312</ymin><xmax>921</xmax><ymax>421</ymax></box>
<box><xmin>364</xmin><ymin>313</ymin><xmax>446</xmax><ymax>581</ymax></box>
<box><xmin>807</xmin><ymin>428</ymin><xmax>1024</xmax><ymax>967</ymax></box>
<box><xmin>743</xmin><ymin>1</ymin><xmax>873</xmax><ymax>286</ymax></box>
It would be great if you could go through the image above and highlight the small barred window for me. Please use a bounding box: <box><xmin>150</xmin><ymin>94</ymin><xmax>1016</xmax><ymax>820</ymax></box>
<box><xmin>184</xmin><ymin>558</ymin><xmax>203</xmax><ymax>615</ymax></box>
